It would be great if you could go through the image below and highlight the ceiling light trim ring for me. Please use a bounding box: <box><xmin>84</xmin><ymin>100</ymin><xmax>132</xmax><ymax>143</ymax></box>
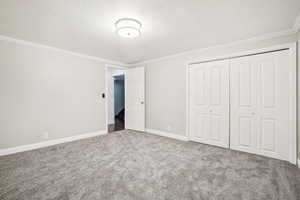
<box><xmin>115</xmin><ymin>18</ymin><xmax>142</xmax><ymax>38</ymax></box>
<box><xmin>115</xmin><ymin>18</ymin><xmax>142</xmax><ymax>29</ymax></box>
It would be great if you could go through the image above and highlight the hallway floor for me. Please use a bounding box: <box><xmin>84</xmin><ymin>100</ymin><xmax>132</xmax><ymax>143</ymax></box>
<box><xmin>108</xmin><ymin>118</ymin><xmax>124</xmax><ymax>133</ymax></box>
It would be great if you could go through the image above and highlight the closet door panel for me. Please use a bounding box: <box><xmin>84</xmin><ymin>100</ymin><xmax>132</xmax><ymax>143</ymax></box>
<box><xmin>189</xmin><ymin>60</ymin><xmax>229</xmax><ymax>148</ymax></box>
<box><xmin>230</xmin><ymin>58</ymin><xmax>258</xmax><ymax>153</ymax></box>
<box><xmin>192</xmin><ymin>112</ymin><xmax>210</xmax><ymax>141</ymax></box>
<box><xmin>260</xmin><ymin>119</ymin><xmax>276</xmax><ymax>152</ymax></box>
<box><xmin>230</xmin><ymin>50</ymin><xmax>294</xmax><ymax>162</ymax></box>
<box><xmin>256</xmin><ymin>51</ymin><xmax>291</xmax><ymax>160</ymax></box>
<box><xmin>189</xmin><ymin>65</ymin><xmax>210</xmax><ymax>144</ymax></box>
<box><xmin>238</xmin><ymin>116</ymin><xmax>254</xmax><ymax>147</ymax></box>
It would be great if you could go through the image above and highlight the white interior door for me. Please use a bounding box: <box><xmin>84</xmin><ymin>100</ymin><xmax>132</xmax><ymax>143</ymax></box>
<box><xmin>230</xmin><ymin>50</ymin><xmax>296</xmax><ymax>163</ymax></box>
<box><xmin>189</xmin><ymin>60</ymin><xmax>229</xmax><ymax>148</ymax></box>
<box><xmin>125</xmin><ymin>67</ymin><xmax>145</xmax><ymax>131</ymax></box>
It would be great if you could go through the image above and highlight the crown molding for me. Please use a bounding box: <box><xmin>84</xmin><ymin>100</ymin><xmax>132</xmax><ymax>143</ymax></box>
<box><xmin>0</xmin><ymin>35</ymin><xmax>129</xmax><ymax>67</ymax></box>
<box><xmin>1</xmin><ymin>11</ymin><xmax>300</xmax><ymax>68</ymax></box>
<box><xmin>131</xmin><ymin>28</ymin><xmax>296</xmax><ymax>66</ymax></box>
<box><xmin>133</xmin><ymin>12</ymin><xmax>300</xmax><ymax>66</ymax></box>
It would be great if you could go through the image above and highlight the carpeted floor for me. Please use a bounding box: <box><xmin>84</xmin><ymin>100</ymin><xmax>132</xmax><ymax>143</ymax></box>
<box><xmin>0</xmin><ymin>130</ymin><xmax>300</xmax><ymax>200</ymax></box>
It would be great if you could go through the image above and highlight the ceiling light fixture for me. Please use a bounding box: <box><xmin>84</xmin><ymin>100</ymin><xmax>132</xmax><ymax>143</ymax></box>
<box><xmin>115</xmin><ymin>18</ymin><xmax>142</xmax><ymax>38</ymax></box>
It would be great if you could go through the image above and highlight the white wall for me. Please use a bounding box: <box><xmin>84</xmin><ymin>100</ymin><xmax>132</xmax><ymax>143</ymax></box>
<box><xmin>0</xmin><ymin>40</ymin><xmax>106</xmax><ymax>149</ymax></box>
<box><xmin>144</xmin><ymin>34</ymin><xmax>298</xmax><ymax>139</ymax></box>
<box><xmin>0</xmin><ymin>33</ymin><xmax>298</xmax><ymax>154</ymax></box>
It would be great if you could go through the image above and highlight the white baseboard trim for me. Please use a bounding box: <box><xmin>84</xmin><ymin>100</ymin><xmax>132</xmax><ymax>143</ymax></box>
<box><xmin>0</xmin><ymin>130</ymin><xmax>107</xmax><ymax>156</ymax></box>
<box><xmin>298</xmin><ymin>159</ymin><xmax>300</xmax><ymax>168</ymax></box>
<box><xmin>145</xmin><ymin>129</ymin><xmax>188</xmax><ymax>141</ymax></box>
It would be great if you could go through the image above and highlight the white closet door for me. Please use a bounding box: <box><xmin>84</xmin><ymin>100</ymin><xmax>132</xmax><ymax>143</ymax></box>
<box><xmin>125</xmin><ymin>67</ymin><xmax>145</xmax><ymax>131</ymax></box>
<box><xmin>230</xmin><ymin>50</ymin><xmax>295</xmax><ymax>162</ymax></box>
<box><xmin>189</xmin><ymin>60</ymin><xmax>229</xmax><ymax>148</ymax></box>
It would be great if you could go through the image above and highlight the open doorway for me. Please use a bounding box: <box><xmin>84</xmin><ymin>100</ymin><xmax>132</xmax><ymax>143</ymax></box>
<box><xmin>112</xmin><ymin>74</ymin><xmax>125</xmax><ymax>132</ymax></box>
<box><xmin>105</xmin><ymin>66</ymin><xmax>126</xmax><ymax>133</ymax></box>
<box><xmin>105</xmin><ymin>65</ymin><xmax>145</xmax><ymax>133</ymax></box>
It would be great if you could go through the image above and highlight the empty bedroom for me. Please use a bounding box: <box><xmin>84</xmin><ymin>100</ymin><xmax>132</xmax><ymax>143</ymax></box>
<box><xmin>1</xmin><ymin>1</ymin><xmax>300</xmax><ymax>199</ymax></box>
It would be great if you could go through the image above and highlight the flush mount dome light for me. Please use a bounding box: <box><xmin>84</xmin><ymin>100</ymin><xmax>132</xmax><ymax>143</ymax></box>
<box><xmin>115</xmin><ymin>18</ymin><xmax>142</xmax><ymax>38</ymax></box>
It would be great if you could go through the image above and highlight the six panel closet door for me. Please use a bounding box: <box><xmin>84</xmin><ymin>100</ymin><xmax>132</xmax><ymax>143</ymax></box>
<box><xmin>230</xmin><ymin>50</ymin><xmax>294</xmax><ymax>162</ymax></box>
<box><xmin>189</xmin><ymin>60</ymin><xmax>230</xmax><ymax>148</ymax></box>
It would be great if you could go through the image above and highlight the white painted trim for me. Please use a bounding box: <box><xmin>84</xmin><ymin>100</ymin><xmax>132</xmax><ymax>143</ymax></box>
<box><xmin>186</xmin><ymin>43</ymin><xmax>298</xmax><ymax>165</ymax></box>
<box><xmin>0</xmin><ymin>35</ymin><xmax>129</xmax><ymax>67</ymax></box>
<box><xmin>188</xmin><ymin>43</ymin><xmax>295</xmax><ymax>65</ymax></box>
<box><xmin>146</xmin><ymin>129</ymin><xmax>188</xmax><ymax>141</ymax></box>
<box><xmin>105</xmin><ymin>66</ymin><xmax>109</xmax><ymax>132</ymax></box>
<box><xmin>132</xmin><ymin>29</ymin><xmax>296</xmax><ymax>65</ymax></box>
<box><xmin>0</xmin><ymin>130</ymin><xmax>107</xmax><ymax>156</ymax></box>
<box><xmin>106</xmin><ymin>64</ymin><xmax>128</xmax><ymax>70</ymax></box>
<box><xmin>185</xmin><ymin>63</ymin><xmax>190</xmax><ymax>140</ymax></box>
<box><xmin>288</xmin><ymin>43</ymin><xmax>298</xmax><ymax>165</ymax></box>
<box><xmin>298</xmin><ymin>159</ymin><xmax>300</xmax><ymax>168</ymax></box>
<box><xmin>1</xmin><ymin>16</ymin><xmax>299</xmax><ymax>68</ymax></box>
<box><xmin>0</xmin><ymin>28</ymin><xmax>298</xmax><ymax>68</ymax></box>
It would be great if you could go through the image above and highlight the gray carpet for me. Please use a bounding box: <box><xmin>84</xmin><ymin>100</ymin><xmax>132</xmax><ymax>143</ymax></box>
<box><xmin>0</xmin><ymin>130</ymin><xmax>300</xmax><ymax>200</ymax></box>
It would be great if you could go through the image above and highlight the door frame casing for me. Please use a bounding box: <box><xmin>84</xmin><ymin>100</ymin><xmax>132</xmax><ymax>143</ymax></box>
<box><xmin>186</xmin><ymin>43</ymin><xmax>297</xmax><ymax>164</ymax></box>
<box><xmin>105</xmin><ymin>64</ymin><xmax>128</xmax><ymax>133</ymax></box>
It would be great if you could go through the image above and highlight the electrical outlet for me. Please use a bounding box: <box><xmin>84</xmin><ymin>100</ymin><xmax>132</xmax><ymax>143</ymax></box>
<box><xmin>42</xmin><ymin>132</ymin><xmax>49</xmax><ymax>139</ymax></box>
<box><xmin>167</xmin><ymin>125</ymin><xmax>171</xmax><ymax>132</ymax></box>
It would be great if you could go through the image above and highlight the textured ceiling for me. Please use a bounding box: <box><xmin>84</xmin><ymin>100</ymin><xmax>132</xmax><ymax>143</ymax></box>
<box><xmin>0</xmin><ymin>0</ymin><xmax>300</xmax><ymax>64</ymax></box>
